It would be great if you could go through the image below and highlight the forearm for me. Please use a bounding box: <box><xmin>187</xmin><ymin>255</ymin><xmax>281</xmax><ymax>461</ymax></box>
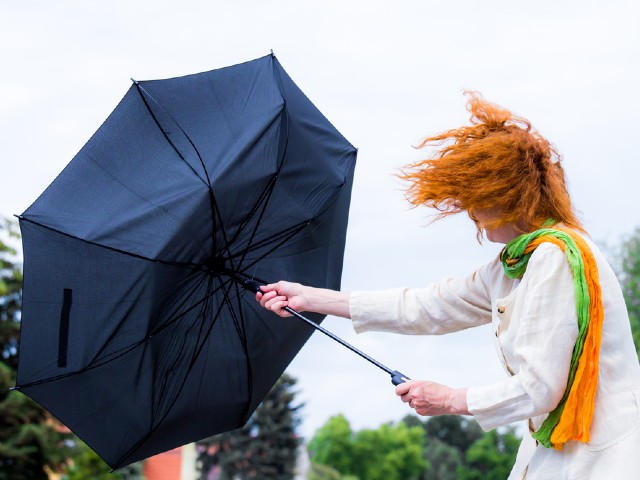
<box><xmin>302</xmin><ymin>286</ymin><xmax>351</xmax><ymax>319</ymax></box>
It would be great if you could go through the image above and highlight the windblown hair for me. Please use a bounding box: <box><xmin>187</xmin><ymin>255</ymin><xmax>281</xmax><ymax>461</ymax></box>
<box><xmin>400</xmin><ymin>91</ymin><xmax>584</xmax><ymax>237</ymax></box>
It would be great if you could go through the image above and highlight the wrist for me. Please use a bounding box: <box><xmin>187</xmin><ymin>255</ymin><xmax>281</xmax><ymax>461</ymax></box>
<box><xmin>449</xmin><ymin>388</ymin><xmax>470</xmax><ymax>415</ymax></box>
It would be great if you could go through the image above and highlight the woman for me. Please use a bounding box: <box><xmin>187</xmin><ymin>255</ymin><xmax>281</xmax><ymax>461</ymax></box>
<box><xmin>256</xmin><ymin>92</ymin><xmax>640</xmax><ymax>479</ymax></box>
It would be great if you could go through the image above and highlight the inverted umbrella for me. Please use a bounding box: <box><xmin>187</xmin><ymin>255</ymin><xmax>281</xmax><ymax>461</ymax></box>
<box><xmin>14</xmin><ymin>54</ymin><xmax>407</xmax><ymax>469</ymax></box>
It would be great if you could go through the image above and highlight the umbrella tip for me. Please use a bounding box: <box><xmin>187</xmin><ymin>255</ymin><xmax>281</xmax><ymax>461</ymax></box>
<box><xmin>270</xmin><ymin>49</ymin><xmax>275</xmax><ymax>57</ymax></box>
<box><xmin>130</xmin><ymin>77</ymin><xmax>139</xmax><ymax>85</ymax></box>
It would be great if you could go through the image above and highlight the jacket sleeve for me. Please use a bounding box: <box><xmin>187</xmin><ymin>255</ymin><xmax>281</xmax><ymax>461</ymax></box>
<box><xmin>467</xmin><ymin>243</ymin><xmax>579</xmax><ymax>431</ymax></box>
<box><xmin>349</xmin><ymin>260</ymin><xmax>498</xmax><ymax>335</ymax></box>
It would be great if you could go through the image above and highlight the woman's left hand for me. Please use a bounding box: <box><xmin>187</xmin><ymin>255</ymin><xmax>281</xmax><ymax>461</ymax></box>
<box><xmin>396</xmin><ymin>380</ymin><xmax>470</xmax><ymax>416</ymax></box>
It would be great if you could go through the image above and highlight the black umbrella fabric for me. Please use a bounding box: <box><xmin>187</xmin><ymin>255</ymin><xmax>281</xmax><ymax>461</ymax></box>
<box><xmin>15</xmin><ymin>54</ymin><xmax>357</xmax><ymax>469</ymax></box>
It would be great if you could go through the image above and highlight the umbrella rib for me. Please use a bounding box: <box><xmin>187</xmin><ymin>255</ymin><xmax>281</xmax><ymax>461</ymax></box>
<box><xmin>230</xmin><ymin>220</ymin><xmax>309</xmax><ymax>268</ymax></box>
<box><xmin>18</xmin><ymin>216</ymin><xmax>209</xmax><ymax>273</ymax></box>
<box><xmin>133</xmin><ymin>82</ymin><xmax>211</xmax><ymax>188</ymax></box>
<box><xmin>232</xmin><ymin>175</ymin><xmax>279</xmax><ymax>270</ymax></box>
<box><xmin>146</xmin><ymin>275</ymin><xmax>220</xmax><ymax>337</ymax></box>
<box><xmin>238</xmin><ymin>223</ymin><xmax>308</xmax><ymax>275</ymax></box>
<box><xmin>208</xmin><ymin>98</ymin><xmax>290</xmax><ymax>275</ymax></box>
<box><xmin>135</xmin><ymin>74</ymin><xmax>196</xmax><ymax>238</ymax></box>
<box><xmin>120</xmin><ymin>275</ymin><xmax>250</xmax><ymax>467</ymax></box>
<box><xmin>231</xmin><ymin>98</ymin><xmax>290</xmax><ymax>272</ymax></box>
<box><xmin>150</xmin><ymin>275</ymin><xmax>214</xmax><ymax>429</ymax></box>
<box><xmin>225</xmin><ymin>280</ymin><xmax>254</xmax><ymax>423</ymax></box>
<box><xmin>117</xmin><ymin>277</ymin><xmax>219</xmax><ymax>468</ymax></box>
<box><xmin>78</xmin><ymin>150</ymin><xmax>211</xmax><ymax>260</ymax></box>
<box><xmin>188</xmin><ymin>276</ymin><xmax>222</xmax><ymax>368</ymax></box>
<box><xmin>218</xmin><ymin>102</ymin><xmax>289</xmax><ymax>252</ymax></box>
<box><xmin>134</xmin><ymin>82</ymin><xmax>219</xmax><ymax>253</ymax></box>
<box><xmin>234</xmin><ymin>219</ymin><xmax>308</xmax><ymax>254</ymax></box>
<box><xmin>223</xmin><ymin>167</ymin><xmax>355</xmax><ymax>275</ymax></box>
<box><xmin>224</xmin><ymin>281</ymin><xmax>249</xmax><ymax>353</ymax></box>
<box><xmin>183</xmin><ymin>275</ymin><xmax>247</xmax><ymax>372</ymax></box>
<box><xmin>226</xmin><ymin>173</ymin><xmax>278</xmax><ymax>251</ymax></box>
<box><xmin>86</xmin><ymin>270</ymin><xmax>208</xmax><ymax>367</ymax></box>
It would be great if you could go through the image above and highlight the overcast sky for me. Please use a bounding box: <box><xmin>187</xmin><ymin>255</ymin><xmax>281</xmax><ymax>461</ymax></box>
<box><xmin>2</xmin><ymin>1</ymin><xmax>640</xmax><ymax>441</ymax></box>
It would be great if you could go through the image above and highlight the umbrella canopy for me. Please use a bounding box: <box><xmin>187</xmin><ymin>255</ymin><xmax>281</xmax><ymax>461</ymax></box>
<box><xmin>15</xmin><ymin>54</ymin><xmax>357</xmax><ymax>469</ymax></box>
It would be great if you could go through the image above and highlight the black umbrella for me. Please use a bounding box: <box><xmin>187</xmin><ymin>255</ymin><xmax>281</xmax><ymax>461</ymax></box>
<box><xmin>14</xmin><ymin>54</ymin><xmax>407</xmax><ymax>469</ymax></box>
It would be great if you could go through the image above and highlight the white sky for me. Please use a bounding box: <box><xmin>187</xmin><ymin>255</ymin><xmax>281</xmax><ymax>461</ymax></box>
<box><xmin>2</xmin><ymin>1</ymin><xmax>640</xmax><ymax>441</ymax></box>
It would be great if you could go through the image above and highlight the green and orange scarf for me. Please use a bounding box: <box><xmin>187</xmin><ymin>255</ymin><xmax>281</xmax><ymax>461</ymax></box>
<box><xmin>500</xmin><ymin>225</ymin><xmax>603</xmax><ymax>450</ymax></box>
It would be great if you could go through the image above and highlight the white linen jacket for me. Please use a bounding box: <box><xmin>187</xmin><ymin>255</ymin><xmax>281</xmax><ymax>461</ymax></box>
<box><xmin>350</xmin><ymin>238</ymin><xmax>640</xmax><ymax>479</ymax></box>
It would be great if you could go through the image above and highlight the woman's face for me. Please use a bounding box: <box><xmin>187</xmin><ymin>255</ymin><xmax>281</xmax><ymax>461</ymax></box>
<box><xmin>474</xmin><ymin>209</ymin><xmax>524</xmax><ymax>244</ymax></box>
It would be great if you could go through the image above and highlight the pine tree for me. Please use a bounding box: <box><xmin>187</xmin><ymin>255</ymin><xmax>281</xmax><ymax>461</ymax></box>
<box><xmin>0</xmin><ymin>218</ymin><xmax>73</xmax><ymax>479</ymax></box>
<box><xmin>197</xmin><ymin>372</ymin><xmax>302</xmax><ymax>480</ymax></box>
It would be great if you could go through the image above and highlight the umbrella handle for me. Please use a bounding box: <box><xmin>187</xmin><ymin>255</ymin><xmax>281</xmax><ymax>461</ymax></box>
<box><xmin>390</xmin><ymin>370</ymin><xmax>410</xmax><ymax>386</ymax></box>
<box><xmin>233</xmin><ymin>272</ymin><xmax>262</xmax><ymax>293</ymax></box>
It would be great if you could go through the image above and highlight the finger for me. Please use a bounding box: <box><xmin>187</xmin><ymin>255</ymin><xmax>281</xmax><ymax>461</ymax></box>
<box><xmin>267</xmin><ymin>299</ymin><xmax>289</xmax><ymax>312</ymax></box>
<box><xmin>395</xmin><ymin>382</ymin><xmax>411</xmax><ymax>396</ymax></box>
<box><xmin>264</xmin><ymin>294</ymin><xmax>288</xmax><ymax>307</ymax></box>
<box><xmin>259</xmin><ymin>291</ymin><xmax>280</xmax><ymax>307</ymax></box>
<box><xmin>260</xmin><ymin>283</ymin><xmax>280</xmax><ymax>293</ymax></box>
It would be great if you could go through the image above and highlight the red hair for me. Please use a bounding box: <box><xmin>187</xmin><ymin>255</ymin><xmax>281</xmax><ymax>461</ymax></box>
<box><xmin>400</xmin><ymin>91</ymin><xmax>584</xmax><ymax>237</ymax></box>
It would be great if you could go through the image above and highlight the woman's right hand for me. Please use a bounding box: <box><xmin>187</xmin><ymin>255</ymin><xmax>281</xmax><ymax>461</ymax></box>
<box><xmin>256</xmin><ymin>281</ymin><xmax>307</xmax><ymax>317</ymax></box>
<box><xmin>256</xmin><ymin>282</ymin><xmax>352</xmax><ymax>319</ymax></box>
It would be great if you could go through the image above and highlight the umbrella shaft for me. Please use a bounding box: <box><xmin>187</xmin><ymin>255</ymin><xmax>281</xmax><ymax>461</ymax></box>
<box><xmin>223</xmin><ymin>269</ymin><xmax>408</xmax><ymax>383</ymax></box>
<box><xmin>283</xmin><ymin>306</ymin><xmax>394</xmax><ymax>376</ymax></box>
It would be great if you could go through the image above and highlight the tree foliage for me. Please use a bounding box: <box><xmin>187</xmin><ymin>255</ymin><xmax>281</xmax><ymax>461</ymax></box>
<box><xmin>306</xmin><ymin>462</ymin><xmax>350</xmax><ymax>480</ymax></box>
<box><xmin>423</xmin><ymin>415</ymin><xmax>483</xmax><ymax>454</ymax></box>
<box><xmin>457</xmin><ymin>428</ymin><xmax>520</xmax><ymax>480</ymax></box>
<box><xmin>308</xmin><ymin>415</ymin><xmax>426</xmax><ymax>480</ymax></box>
<box><xmin>619</xmin><ymin>227</ymin><xmax>640</xmax><ymax>358</ymax></box>
<box><xmin>0</xmin><ymin>218</ymin><xmax>21</xmax><ymax>372</ymax></box>
<box><xmin>197</xmin><ymin>372</ymin><xmax>302</xmax><ymax>480</ymax></box>
<box><xmin>62</xmin><ymin>439</ymin><xmax>143</xmax><ymax>480</ymax></box>
<box><xmin>422</xmin><ymin>437</ymin><xmax>463</xmax><ymax>480</ymax></box>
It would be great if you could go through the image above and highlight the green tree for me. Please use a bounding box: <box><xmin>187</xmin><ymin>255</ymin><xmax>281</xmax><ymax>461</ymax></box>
<box><xmin>402</xmin><ymin>414</ymin><xmax>484</xmax><ymax>479</ymax></box>
<box><xmin>0</xmin><ymin>218</ymin><xmax>21</xmax><ymax>372</ymax></box>
<box><xmin>62</xmin><ymin>439</ymin><xmax>143</xmax><ymax>480</ymax></box>
<box><xmin>351</xmin><ymin>422</ymin><xmax>427</xmax><ymax>480</ymax></box>
<box><xmin>424</xmin><ymin>415</ymin><xmax>484</xmax><ymax>454</ymax></box>
<box><xmin>619</xmin><ymin>227</ymin><xmax>640</xmax><ymax>358</ymax></box>
<box><xmin>457</xmin><ymin>428</ymin><xmax>520</xmax><ymax>480</ymax></box>
<box><xmin>63</xmin><ymin>440</ymin><xmax>115</xmax><ymax>480</ymax></box>
<box><xmin>306</xmin><ymin>462</ymin><xmax>348</xmax><ymax>480</ymax></box>
<box><xmin>309</xmin><ymin>416</ymin><xmax>427</xmax><ymax>480</ymax></box>
<box><xmin>307</xmin><ymin>414</ymin><xmax>354</xmax><ymax>475</ymax></box>
<box><xmin>0</xmin><ymin>218</ymin><xmax>73</xmax><ymax>479</ymax></box>
<box><xmin>197</xmin><ymin>372</ymin><xmax>302</xmax><ymax>480</ymax></box>
<box><xmin>422</xmin><ymin>437</ymin><xmax>463</xmax><ymax>480</ymax></box>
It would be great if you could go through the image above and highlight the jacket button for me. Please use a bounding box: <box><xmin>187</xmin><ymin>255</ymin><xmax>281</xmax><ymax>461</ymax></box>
<box><xmin>497</xmin><ymin>305</ymin><xmax>506</xmax><ymax>314</ymax></box>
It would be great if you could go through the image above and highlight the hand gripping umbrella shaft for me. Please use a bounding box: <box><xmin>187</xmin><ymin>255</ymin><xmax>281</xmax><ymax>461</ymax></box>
<box><xmin>232</xmin><ymin>271</ymin><xmax>410</xmax><ymax>386</ymax></box>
